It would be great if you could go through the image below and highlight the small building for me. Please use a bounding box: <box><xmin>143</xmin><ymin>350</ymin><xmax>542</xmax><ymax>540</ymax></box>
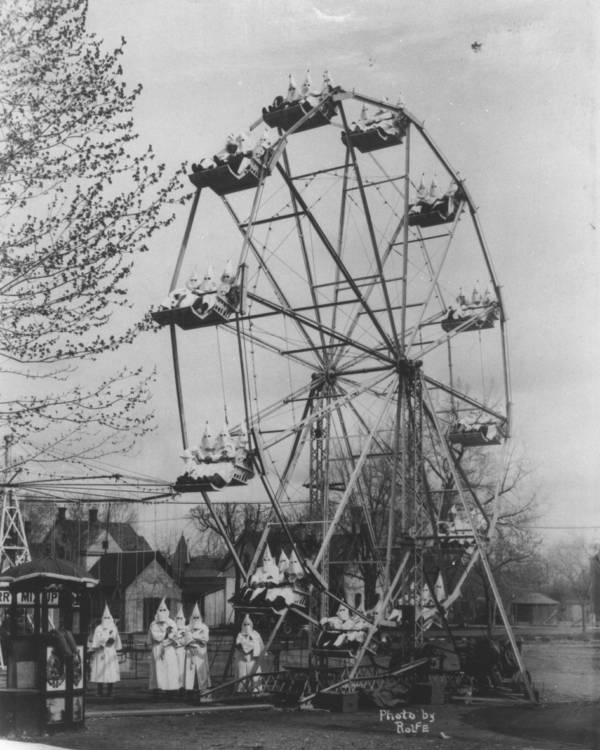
<box><xmin>172</xmin><ymin>534</ymin><xmax>235</xmax><ymax>627</ymax></box>
<box><xmin>88</xmin><ymin>551</ymin><xmax>182</xmax><ymax>633</ymax></box>
<box><xmin>511</xmin><ymin>592</ymin><xmax>559</xmax><ymax>625</ymax></box>
<box><xmin>36</xmin><ymin>507</ymin><xmax>151</xmax><ymax>571</ymax></box>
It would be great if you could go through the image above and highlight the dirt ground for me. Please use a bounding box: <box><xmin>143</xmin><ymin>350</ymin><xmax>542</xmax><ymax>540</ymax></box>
<box><xmin>13</xmin><ymin>700</ymin><xmax>598</xmax><ymax>750</ymax></box>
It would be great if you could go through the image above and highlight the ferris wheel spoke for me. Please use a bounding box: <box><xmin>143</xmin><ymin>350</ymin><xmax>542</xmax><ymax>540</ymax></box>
<box><xmin>246</xmin><ymin>291</ymin><xmax>394</xmax><ymax>366</ymax></box>
<box><xmin>424</xmin><ymin>375</ymin><xmax>507</xmax><ymax>423</ymax></box>
<box><xmin>338</xmin><ymin>102</ymin><xmax>400</xmax><ymax>351</ymax></box>
<box><xmin>259</xmin><ymin>370</ymin><xmax>393</xmax><ymax>452</ymax></box>
<box><xmin>279</xmin><ymin>148</ymin><xmax>329</xmax><ymax>353</ymax></box>
<box><xmin>275</xmin><ymin>163</ymin><xmax>396</xmax><ymax>355</ymax></box>
<box><xmin>222</xmin><ymin>320</ymin><xmax>317</xmax><ymax>372</ymax></box>
<box><xmin>332</xmin><ymin>214</ymin><xmax>406</xmax><ymax>370</ymax></box>
<box><xmin>221</xmin><ymin>198</ymin><xmax>325</xmax><ymax>367</ymax></box>
<box><xmin>405</xmin><ymin>202</ymin><xmax>465</xmax><ymax>354</ymax></box>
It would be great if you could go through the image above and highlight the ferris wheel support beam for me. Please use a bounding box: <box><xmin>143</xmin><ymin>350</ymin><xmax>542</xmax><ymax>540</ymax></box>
<box><xmin>400</xmin><ymin>124</ymin><xmax>411</xmax><ymax>350</ymax></box>
<box><xmin>170</xmin><ymin>325</ymin><xmax>189</xmax><ymax>449</ymax></box>
<box><xmin>200</xmin><ymin>489</ymin><xmax>248</xmax><ymax>581</ymax></box>
<box><xmin>384</xmin><ymin>381</ymin><xmax>403</xmax><ymax>591</ymax></box>
<box><xmin>338</xmin><ymin>103</ymin><xmax>400</xmax><ymax>351</ymax></box>
<box><xmin>275</xmin><ymin>164</ymin><xmax>396</xmax><ymax>355</ymax></box>
<box><xmin>168</xmin><ymin>189</ymin><xmax>202</xmax><ymax>293</ymax></box>
<box><xmin>421</xmin><ymin>384</ymin><xmax>536</xmax><ymax>703</ymax></box>
<box><xmin>329</xmin><ymin>150</ymin><xmax>351</xmax><ymax>343</ymax></box>
<box><xmin>332</xmin><ymin>397</ymin><xmax>381</xmax><ymax>564</ymax></box>
<box><xmin>313</xmin><ymin>379</ymin><xmax>397</xmax><ymax>569</ymax></box>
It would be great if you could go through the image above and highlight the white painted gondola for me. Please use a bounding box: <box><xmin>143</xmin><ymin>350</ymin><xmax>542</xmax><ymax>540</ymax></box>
<box><xmin>175</xmin><ymin>424</ymin><xmax>254</xmax><ymax>492</ymax></box>
<box><xmin>448</xmin><ymin>420</ymin><xmax>504</xmax><ymax>447</ymax></box>
<box><xmin>408</xmin><ymin>192</ymin><xmax>461</xmax><ymax>227</ymax></box>
<box><xmin>151</xmin><ymin>285</ymin><xmax>241</xmax><ymax>330</ymax></box>
<box><xmin>341</xmin><ymin>115</ymin><xmax>408</xmax><ymax>153</ymax></box>
<box><xmin>263</xmin><ymin>98</ymin><xmax>337</xmax><ymax>133</ymax></box>
<box><xmin>189</xmin><ymin>147</ymin><xmax>273</xmax><ymax>196</ymax></box>
<box><xmin>441</xmin><ymin>302</ymin><xmax>499</xmax><ymax>333</ymax></box>
<box><xmin>232</xmin><ymin>546</ymin><xmax>310</xmax><ymax>614</ymax></box>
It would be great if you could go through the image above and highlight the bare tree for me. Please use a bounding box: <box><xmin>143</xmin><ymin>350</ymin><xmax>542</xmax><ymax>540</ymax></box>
<box><xmin>0</xmin><ymin>0</ymin><xmax>189</xmax><ymax>462</ymax></box>
<box><xmin>546</xmin><ymin>535</ymin><xmax>592</xmax><ymax>632</ymax></box>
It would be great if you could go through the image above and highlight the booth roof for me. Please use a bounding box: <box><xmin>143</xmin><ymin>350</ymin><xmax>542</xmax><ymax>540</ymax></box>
<box><xmin>0</xmin><ymin>556</ymin><xmax>99</xmax><ymax>588</ymax></box>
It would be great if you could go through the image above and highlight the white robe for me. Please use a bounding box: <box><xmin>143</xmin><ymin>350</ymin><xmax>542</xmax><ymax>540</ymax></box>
<box><xmin>174</xmin><ymin>626</ymin><xmax>187</xmax><ymax>688</ymax></box>
<box><xmin>88</xmin><ymin>624</ymin><xmax>121</xmax><ymax>683</ymax></box>
<box><xmin>184</xmin><ymin>623</ymin><xmax>211</xmax><ymax>690</ymax></box>
<box><xmin>235</xmin><ymin>629</ymin><xmax>264</xmax><ymax>690</ymax></box>
<box><xmin>148</xmin><ymin>619</ymin><xmax>180</xmax><ymax>691</ymax></box>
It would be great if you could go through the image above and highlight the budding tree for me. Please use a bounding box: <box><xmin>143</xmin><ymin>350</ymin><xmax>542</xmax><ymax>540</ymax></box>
<box><xmin>0</xmin><ymin>0</ymin><xmax>189</xmax><ymax>462</ymax></box>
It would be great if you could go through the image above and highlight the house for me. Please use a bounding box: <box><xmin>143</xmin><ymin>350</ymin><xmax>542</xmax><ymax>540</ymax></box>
<box><xmin>36</xmin><ymin>507</ymin><xmax>151</xmax><ymax>570</ymax></box>
<box><xmin>172</xmin><ymin>534</ymin><xmax>235</xmax><ymax>627</ymax></box>
<box><xmin>511</xmin><ymin>592</ymin><xmax>559</xmax><ymax>625</ymax></box>
<box><xmin>88</xmin><ymin>551</ymin><xmax>182</xmax><ymax>633</ymax></box>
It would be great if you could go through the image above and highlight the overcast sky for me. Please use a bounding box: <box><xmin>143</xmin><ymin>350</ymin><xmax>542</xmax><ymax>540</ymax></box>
<box><xmin>80</xmin><ymin>0</ymin><xmax>599</xmax><ymax>547</ymax></box>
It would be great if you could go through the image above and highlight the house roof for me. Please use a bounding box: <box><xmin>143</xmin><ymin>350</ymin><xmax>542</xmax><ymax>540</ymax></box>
<box><xmin>39</xmin><ymin>519</ymin><xmax>151</xmax><ymax>555</ymax></box>
<box><xmin>512</xmin><ymin>592</ymin><xmax>559</xmax><ymax>606</ymax></box>
<box><xmin>88</xmin><ymin>551</ymin><xmax>168</xmax><ymax>588</ymax></box>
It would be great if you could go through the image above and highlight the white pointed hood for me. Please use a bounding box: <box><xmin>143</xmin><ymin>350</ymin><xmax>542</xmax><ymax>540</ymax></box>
<box><xmin>175</xmin><ymin>604</ymin><xmax>186</xmax><ymax>628</ymax></box>
<box><xmin>221</xmin><ymin>259</ymin><xmax>234</xmax><ymax>283</ymax></box>
<box><xmin>190</xmin><ymin>602</ymin><xmax>203</xmax><ymax>626</ymax></box>
<box><xmin>155</xmin><ymin>597</ymin><xmax>170</xmax><ymax>623</ymax></box>
<box><xmin>278</xmin><ymin>549</ymin><xmax>289</xmax><ymax>574</ymax></box>
<box><xmin>200</xmin><ymin>422</ymin><xmax>214</xmax><ymax>452</ymax></box>
<box><xmin>301</xmin><ymin>68</ymin><xmax>312</xmax><ymax>96</ymax></box>
<box><xmin>102</xmin><ymin>603</ymin><xmax>114</xmax><ymax>627</ymax></box>
<box><xmin>287</xmin><ymin>549</ymin><xmax>304</xmax><ymax>579</ymax></box>
<box><xmin>241</xmin><ymin>613</ymin><xmax>254</xmax><ymax>634</ymax></box>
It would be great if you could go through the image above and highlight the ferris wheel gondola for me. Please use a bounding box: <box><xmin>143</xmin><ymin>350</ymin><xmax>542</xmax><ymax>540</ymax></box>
<box><xmin>152</xmin><ymin>73</ymin><xmax>535</xmax><ymax>702</ymax></box>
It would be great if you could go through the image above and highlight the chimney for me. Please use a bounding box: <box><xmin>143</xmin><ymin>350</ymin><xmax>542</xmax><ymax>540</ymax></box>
<box><xmin>24</xmin><ymin>520</ymin><xmax>31</xmax><ymax>537</ymax></box>
<box><xmin>57</xmin><ymin>507</ymin><xmax>67</xmax><ymax>521</ymax></box>
<box><xmin>89</xmin><ymin>508</ymin><xmax>98</xmax><ymax>524</ymax></box>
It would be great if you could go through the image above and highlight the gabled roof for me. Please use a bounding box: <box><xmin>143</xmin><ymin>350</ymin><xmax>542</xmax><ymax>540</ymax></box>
<box><xmin>39</xmin><ymin>518</ymin><xmax>150</xmax><ymax>555</ymax></box>
<box><xmin>88</xmin><ymin>551</ymin><xmax>168</xmax><ymax>589</ymax></box>
<box><xmin>512</xmin><ymin>592</ymin><xmax>559</xmax><ymax>605</ymax></box>
<box><xmin>88</xmin><ymin>523</ymin><xmax>152</xmax><ymax>552</ymax></box>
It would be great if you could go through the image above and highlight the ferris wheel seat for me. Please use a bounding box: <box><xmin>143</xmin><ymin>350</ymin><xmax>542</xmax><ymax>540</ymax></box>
<box><xmin>262</xmin><ymin>99</ymin><xmax>337</xmax><ymax>133</ymax></box>
<box><xmin>408</xmin><ymin>195</ymin><xmax>458</xmax><ymax>227</ymax></box>
<box><xmin>189</xmin><ymin>161</ymin><xmax>269</xmax><ymax>195</ymax></box>
<box><xmin>232</xmin><ymin>582</ymin><xmax>309</xmax><ymax>612</ymax></box>
<box><xmin>341</xmin><ymin>122</ymin><xmax>407</xmax><ymax>152</ymax></box>
<box><xmin>448</xmin><ymin>422</ymin><xmax>503</xmax><ymax>446</ymax></box>
<box><xmin>175</xmin><ymin>454</ymin><xmax>254</xmax><ymax>492</ymax></box>
<box><xmin>151</xmin><ymin>287</ymin><xmax>241</xmax><ymax>330</ymax></box>
<box><xmin>441</xmin><ymin>304</ymin><xmax>499</xmax><ymax>333</ymax></box>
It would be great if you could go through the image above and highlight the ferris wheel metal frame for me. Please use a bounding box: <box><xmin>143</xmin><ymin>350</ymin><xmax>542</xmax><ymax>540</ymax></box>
<box><xmin>154</xmin><ymin>81</ymin><xmax>534</xmax><ymax>702</ymax></box>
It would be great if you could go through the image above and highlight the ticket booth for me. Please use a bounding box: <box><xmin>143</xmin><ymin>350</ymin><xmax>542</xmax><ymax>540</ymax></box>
<box><xmin>0</xmin><ymin>557</ymin><xmax>97</xmax><ymax>735</ymax></box>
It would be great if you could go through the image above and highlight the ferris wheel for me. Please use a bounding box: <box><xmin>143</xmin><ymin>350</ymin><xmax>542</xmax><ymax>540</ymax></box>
<box><xmin>152</xmin><ymin>73</ymin><xmax>533</xmax><ymax>699</ymax></box>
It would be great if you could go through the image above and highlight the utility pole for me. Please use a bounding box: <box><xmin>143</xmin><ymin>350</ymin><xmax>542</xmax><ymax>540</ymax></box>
<box><xmin>0</xmin><ymin>433</ymin><xmax>31</xmax><ymax>571</ymax></box>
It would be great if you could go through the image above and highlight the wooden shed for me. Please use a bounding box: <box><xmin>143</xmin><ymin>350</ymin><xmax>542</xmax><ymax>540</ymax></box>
<box><xmin>511</xmin><ymin>592</ymin><xmax>559</xmax><ymax>625</ymax></box>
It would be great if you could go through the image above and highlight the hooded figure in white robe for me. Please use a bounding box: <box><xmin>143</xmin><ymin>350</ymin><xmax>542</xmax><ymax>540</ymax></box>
<box><xmin>235</xmin><ymin>614</ymin><xmax>264</xmax><ymax>691</ymax></box>
<box><xmin>148</xmin><ymin>598</ymin><xmax>179</xmax><ymax>694</ymax></box>
<box><xmin>88</xmin><ymin>604</ymin><xmax>121</xmax><ymax>695</ymax></box>
<box><xmin>173</xmin><ymin>605</ymin><xmax>187</xmax><ymax>689</ymax></box>
<box><xmin>184</xmin><ymin>603</ymin><xmax>211</xmax><ymax>692</ymax></box>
